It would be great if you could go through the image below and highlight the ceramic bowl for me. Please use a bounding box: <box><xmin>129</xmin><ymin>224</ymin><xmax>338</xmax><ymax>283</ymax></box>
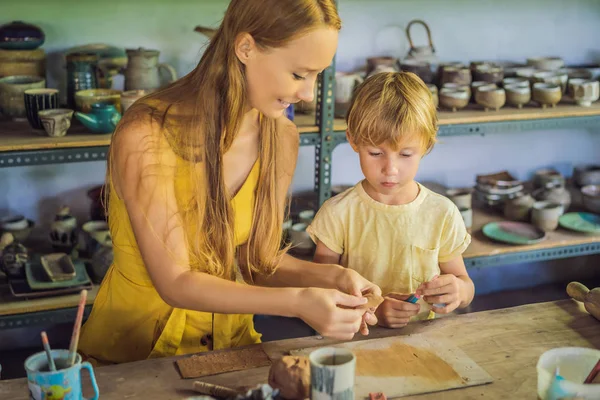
<box><xmin>442</xmin><ymin>83</ymin><xmax>471</xmax><ymax>98</ymax></box>
<box><xmin>532</xmin><ymin>83</ymin><xmax>562</xmax><ymax>108</ymax></box>
<box><xmin>440</xmin><ymin>65</ymin><xmax>472</xmax><ymax>86</ymax></box>
<box><xmin>0</xmin><ymin>21</ymin><xmax>45</xmax><ymax>50</ymax></box>
<box><xmin>475</xmin><ymin>86</ymin><xmax>506</xmax><ymax>111</ymax></box>
<box><xmin>400</xmin><ymin>59</ymin><xmax>433</xmax><ymax>83</ymax></box>
<box><xmin>571</xmin><ymin>80</ymin><xmax>599</xmax><ymax>107</ymax></box>
<box><xmin>75</xmin><ymin>88</ymin><xmax>122</xmax><ymax>113</ymax></box>
<box><xmin>120</xmin><ymin>89</ymin><xmax>152</xmax><ymax>113</ymax></box>
<box><xmin>581</xmin><ymin>185</ymin><xmax>600</xmax><ymax>213</ymax></box>
<box><xmin>502</xmin><ymin>77</ymin><xmax>530</xmax><ymax>88</ymax></box>
<box><xmin>0</xmin><ymin>75</ymin><xmax>45</xmax><ymax>119</ymax></box>
<box><xmin>445</xmin><ymin>188</ymin><xmax>473</xmax><ymax>209</ymax></box>
<box><xmin>515</xmin><ymin>67</ymin><xmax>539</xmax><ymax>80</ymax></box>
<box><xmin>503</xmin><ymin>194</ymin><xmax>535</xmax><ymax>222</ymax></box>
<box><xmin>532</xmin><ymin>168</ymin><xmax>564</xmax><ymax>189</ymax></box>
<box><xmin>470</xmin><ymin>81</ymin><xmax>493</xmax><ymax>102</ymax></box>
<box><xmin>439</xmin><ymin>88</ymin><xmax>469</xmax><ymax>112</ymax></box>
<box><xmin>526</xmin><ymin>57</ymin><xmax>564</xmax><ymax>71</ymax></box>
<box><xmin>473</xmin><ymin>63</ymin><xmax>504</xmax><ymax>84</ymax></box>
<box><xmin>504</xmin><ymin>83</ymin><xmax>531</xmax><ymax>109</ymax></box>
<box><xmin>532</xmin><ymin>71</ymin><xmax>568</xmax><ymax>94</ymax></box>
<box><xmin>560</xmin><ymin>67</ymin><xmax>594</xmax><ymax>80</ymax></box>
<box><xmin>38</xmin><ymin>108</ymin><xmax>74</xmax><ymax>137</ymax></box>
<box><xmin>1</xmin><ymin>218</ymin><xmax>34</xmax><ymax>242</ymax></box>
<box><xmin>567</xmin><ymin>78</ymin><xmax>586</xmax><ymax>98</ymax></box>
<box><xmin>574</xmin><ymin>165</ymin><xmax>600</xmax><ymax>187</ymax></box>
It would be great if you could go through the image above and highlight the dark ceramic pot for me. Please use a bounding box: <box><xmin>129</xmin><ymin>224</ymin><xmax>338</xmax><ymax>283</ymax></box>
<box><xmin>0</xmin><ymin>21</ymin><xmax>45</xmax><ymax>50</ymax></box>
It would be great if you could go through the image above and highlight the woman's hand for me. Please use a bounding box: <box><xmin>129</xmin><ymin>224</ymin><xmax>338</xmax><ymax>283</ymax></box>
<box><xmin>335</xmin><ymin>268</ymin><xmax>381</xmax><ymax>334</ymax></box>
<box><xmin>294</xmin><ymin>287</ymin><xmax>369</xmax><ymax>340</ymax></box>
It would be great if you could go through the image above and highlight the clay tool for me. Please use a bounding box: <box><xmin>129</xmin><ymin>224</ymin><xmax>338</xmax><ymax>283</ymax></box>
<box><xmin>193</xmin><ymin>381</ymin><xmax>242</xmax><ymax>398</ymax></box>
<box><xmin>583</xmin><ymin>358</ymin><xmax>600</xmax><ymax>384</ymax></box>
<box><xmin>68</xmin><ymin>289</ymin><xmax>87</xmax><ymax>366</ymax></box>
<box><xmin>40</xmin><ymin>331</ymin><xmax>56</xmax><ymax>372</ymax></box>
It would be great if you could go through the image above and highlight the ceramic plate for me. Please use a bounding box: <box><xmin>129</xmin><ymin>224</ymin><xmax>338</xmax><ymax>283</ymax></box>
<box><xmin>558</xmin><ymin>212</ymin><xmax>600</xmax><ymax>234</ymax></box>
<box><xmin>482</xmin><ymin>221</ymin><xmax>547</xmax><ymax>245</ymax></box>
<box><xmin>25</xmin><ymin>257</ymin><xmax>90</xmax><ymax>290</ymax></box>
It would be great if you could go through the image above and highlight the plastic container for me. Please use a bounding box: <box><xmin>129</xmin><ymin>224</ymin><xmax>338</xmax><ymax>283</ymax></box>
<box><xmin>537</xmin><ymin>347</ymin><xmax>600</xmax><ymax>399</ymax></box>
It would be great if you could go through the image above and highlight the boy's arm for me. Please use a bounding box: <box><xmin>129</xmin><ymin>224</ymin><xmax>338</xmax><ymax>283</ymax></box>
<box><xmin>313</xmin><ymin>240</ymin><xmax>342</xmax><ymax>265</ymax></box>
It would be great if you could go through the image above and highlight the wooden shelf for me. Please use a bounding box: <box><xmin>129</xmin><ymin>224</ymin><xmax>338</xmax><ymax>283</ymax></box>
<box><xmin>464</xmin><ymin>207</ymin><xmax>600</xmax><ymax>260</ymax></box>
<box><xmin>330</xmin><ymin>101</ymin><xmax>600</xmax><ymax>132</ymax></box>
<box><xmin>0</xmin><ymin>284</ymin><xmax>98</xmax><ymax>317</ymax></box>
<box><xmin>0</xmin><ymin>114</ymin><xmax>321</xmax><ymax>153</ymax></box>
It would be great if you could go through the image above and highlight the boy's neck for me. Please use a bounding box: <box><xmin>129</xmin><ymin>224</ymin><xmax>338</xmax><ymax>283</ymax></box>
<box><xmin>361</xmin><ymin>180</ymin><xmax>420</xmax><ymax>206</ymax></box>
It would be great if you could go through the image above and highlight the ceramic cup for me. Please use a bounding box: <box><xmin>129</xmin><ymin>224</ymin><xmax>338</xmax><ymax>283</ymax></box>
<box><xmin>459</xmin><ymin>207</ymin><xmax>473</xmax><ymax>230</ymax></box>
<box><xmin>309</xmin><ymin>347</ymin><xmax>356</xmax><ymax>400</ymax></box>
<box><xmin>532</xmin><ymin>201</ymin><xmax>563</xmax><ymax>232</ymax></box>
<box><xmin>445</xmin><ymin>188</ymin><xmax>472</xmax><ymax>209</ymax></box>
<box><xmin>81</xmin><ymin>220</ymin><xmax>111</xmax><ymax>257</ymax></box>
<box><xmin>120</xmin><ymin>89</ymin><xmax>152</xmax><ymax>113</ymax></box>
<box><xmin>24</xmin><ymin>88</ymin><xmax>59</xmax><ymax>130</ymax></box>
<box><xmin>536</xmin><ymin>347</ymin><xmax>600</xmax><ymax>399</ymax></box>
<box><xmin>38</xmin><ymin>109</ymin><xmax>74</xmax><ymax>138</ymax></box>
<box><xmin>24</xmin><ymin>349</ymin><xmax>99</xmax><ymax>400</ymax></box>
<box><xmin>1</xmin><ymin>214</ymin><xmax>28</xmax><ymax>230</ymax></box>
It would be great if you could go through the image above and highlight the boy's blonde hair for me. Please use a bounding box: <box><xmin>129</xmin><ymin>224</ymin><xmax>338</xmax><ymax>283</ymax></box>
<box><xmin>346</xmin><ymin>71</ymin><xmax>438</xmax><ymax>153</ymax></box>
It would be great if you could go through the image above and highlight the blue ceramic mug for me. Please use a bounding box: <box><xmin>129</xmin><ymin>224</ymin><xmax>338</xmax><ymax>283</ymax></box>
<box><xmin>24</xmin><ymin>349</ymin><xmax>99</xmax><ymax>400</ymax></box>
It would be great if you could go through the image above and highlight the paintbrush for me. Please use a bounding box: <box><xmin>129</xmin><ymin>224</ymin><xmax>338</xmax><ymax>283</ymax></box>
<box><xmin>68</xmin><ymin>289</ymin><xmax>87</xmax><ymax>367</ymax></box>
<box><xmin>584</xmin><ymin>358</ymin><xmax>600</xmax><ymax>384</ymax></box>
<box><xmin>40</xmin><ymin>331</ymin><xmax>56</xmax><ymax>372</ymax></box>
<box><xmin>193</xmin><ymin>381</ymin><xmax>242</xmax><ymax>398</ymax></box>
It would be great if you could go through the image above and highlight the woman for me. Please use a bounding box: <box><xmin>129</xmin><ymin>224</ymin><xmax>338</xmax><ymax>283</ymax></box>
<box><xmin>79</xmin><ymin>0</ymin><xmax>380</xmax><ymax>364</ymax></box>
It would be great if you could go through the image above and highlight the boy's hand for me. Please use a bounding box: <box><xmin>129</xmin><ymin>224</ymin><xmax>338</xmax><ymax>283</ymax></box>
<box><xmin>416</xmin><ymin>274</ymin><xmax>463</xmax><ymax>314</ymax></box>
<box><xmin>375</xmin><ymin>293</ymin><xmax>420</xmax><ymax>328</ymax></box>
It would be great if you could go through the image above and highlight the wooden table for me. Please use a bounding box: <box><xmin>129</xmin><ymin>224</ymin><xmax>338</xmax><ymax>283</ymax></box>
<box><xmin>1</xmin><ymin>299</ymin><xmax>598</xmax><ymax>399</ymax></box>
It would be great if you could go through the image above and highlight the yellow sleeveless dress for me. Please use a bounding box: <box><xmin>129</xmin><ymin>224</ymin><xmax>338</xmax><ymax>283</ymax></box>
<box><xmin>79</xmin><ymin>158</ymin><xmax>262</xmax><ymax>365</ymax></box>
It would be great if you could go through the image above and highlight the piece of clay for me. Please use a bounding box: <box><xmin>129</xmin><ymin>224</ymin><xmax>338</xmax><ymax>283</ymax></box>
<box><xmin>362</xmin><ymin>292</ymin><xmax>384</xmax><ymax>310</ymax></box>
<box><xmin>267</xmin><ymin>356</ymin><xmax>310</xmax><ymax>399</ymax></box>
<box><xmin>369</xmin><ymin>393</ymin><xmax>387</xmax><ymax>400</ymax></box>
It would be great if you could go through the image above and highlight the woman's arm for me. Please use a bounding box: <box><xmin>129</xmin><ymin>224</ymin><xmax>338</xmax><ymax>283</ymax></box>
<box><xmin>110</xmin><ymin>114</ymin><xmax>367</xmax><ymax>339</ymax></box>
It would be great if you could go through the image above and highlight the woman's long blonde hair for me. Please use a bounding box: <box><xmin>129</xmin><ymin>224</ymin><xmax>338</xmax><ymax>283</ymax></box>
<box><xmin>108</xmin><ymin>0</ymin><xmax>341</xmax><ymax>280</ymax></box>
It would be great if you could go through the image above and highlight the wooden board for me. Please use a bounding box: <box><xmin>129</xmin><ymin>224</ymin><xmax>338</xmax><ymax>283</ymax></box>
<box><xmin>176</xmin><ymin>346</ymin><xmax>271</xmax><ymax>379</ymax></box>
<box><xmin>1</xmin><ymin>300</ymin><xmax>599</xmax><ymax>399</ymax></box>
<box><xmin>291</xmin><ymin>335</ymin><xmax>493</xmax><ymax>399</ymax></box>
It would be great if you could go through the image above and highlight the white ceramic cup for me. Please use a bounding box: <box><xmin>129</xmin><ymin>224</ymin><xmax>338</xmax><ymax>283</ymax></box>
<box><xmin>309</xmin><ymin>347</ymin><xmax>356</xmax><ymax>400</ymax></box>
<box><xmin>537</xmin><ymin>347</ymin><xmax>600</xmax><ymax>399</ymax></box>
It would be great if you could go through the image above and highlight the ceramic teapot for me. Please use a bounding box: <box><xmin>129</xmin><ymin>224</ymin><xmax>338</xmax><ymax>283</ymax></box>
<box><xmin>404</xmin><ymin>20</ymin><xmax>438</xmax><ymax>65</ymax></box>
<box><xmin>75</xmin><ymin>103</ymin><xmax>121</xmax><ymax>134</ymax></box>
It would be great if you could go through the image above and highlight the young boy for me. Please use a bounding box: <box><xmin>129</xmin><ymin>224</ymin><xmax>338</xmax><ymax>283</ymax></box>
<box><xmin>306</xmin><ymin>72</ymin><xmax>474</xmax><ymax>328</ymax></box>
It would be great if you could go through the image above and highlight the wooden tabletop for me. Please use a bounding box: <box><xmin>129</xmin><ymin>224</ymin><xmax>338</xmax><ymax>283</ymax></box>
<box><xmin>1</xmin><ymin>299</ymin><xmax>598</xmax><ymax>399</ymax></box>
<box><xmin>2</xmin><ymin>102</ymin><xmax>599</xmax><ymax>152</ymax></box>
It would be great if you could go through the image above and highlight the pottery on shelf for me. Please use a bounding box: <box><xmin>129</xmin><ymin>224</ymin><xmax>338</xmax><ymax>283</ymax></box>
<box><xmin>334</xmin><ymin>71</ymin><xmax>364</xmax><ymax>118</ymax></box>
<box><xmin>475</xmin><ymin>86</ymin><xmax>506</xmax><ymax>111</ymax></box>
<box><xmin>0</xmin><ymin>232</ymin><xmax>28</xmax><ymax>279</ymax></box>
<box><xmin>473</xmin><ymin>63</ymin><xmax>504</xmax><ymax>84</ymax></box>
<box><xmin>502</xmin><ymin>77</ymin><xmax>530</xmax><ymax>88</ymax></box>
<box><xmin>75</xmin><ymin>103</ymin><xmax>121</xmax><ymax>134</ymax></box>
<box><xmin>504</xmin><ymin>194</ymin><xmax>535</xmax><ymax>222</ymax></box>
<box><xmin>526</xmin><ymin>57</ymin><xmax>564</xmax><ymax>71</ymax></box>
<box><xmin>121</xmin><ymin>89</ymin><xmax>153</xmax><ymax>113</ymax></box>
<box><xmin>426</xmin><ymin>84</ymin><xmax>438</xmax><ymax>107</ymax></box>
<box><xmin>440</xmin><ymin>65</ymin><xmax>472</xmax><ymax>86</ymax></box>
<box><xmin>124</xmin><ymin>47</ymin><xmax>177</xmax><ymax>91</ymax></box>
<box><xmin>0</xmin><ymin>75</ymin><xmax>45</xmax><ymax>119</ymax></box>
<box><xmin>533</xmin><ymin>182</ymin><xmax>571</xmax><ymax>211</ymax></box>
<box><xmin>0</xmin><ymin>48</ymin><xmax>46</xmax><ymax>79</ymax></box>
<box><xmin>581</xmin><ymin>185</ymin><xmax>600</xmax><ymax>214</ymax></box>
<box><xmin>49</xmin><ymin>206</ymin><xmax>78</xmax><ymax>253</ymax></box>
<box><xmin>571</xmin><ymin>80</ymin><xmax>600</xmax><ymax>107</ymax></box>
<box><xmin>532</xmin><ymin>71</ymin><xmax>568</xmax><ymax>94</ymax></box>
<box><xmin>90</xmin><ymin>235</ymin><xmax>113</xmax><ymax>284</ymax></box>
<box><xmin>404</xmin><ymin>20</ymin><xmax>438</xmax><ymax>65</ymax></box>
<box><xmin>504</xmin><ymin>83</ymin><xmax>531</xmax><ymax>109</ymax></box>
<box><xmin>532</xmin><ymin>83</ymin><xmax>562</xmax><ymax>108</ymax></box>
<box><xmin>38</xmin><ymin>109</ymin><xmax>74</xmax><ymax>138</ymax></box>
<box><xmin>74</xmin><ymin>88</ymin><xmax>122</xmax><ymax>114</ymax></box>
<box><xmin>442</xmin><ymin>83</ymin><xmax>471</xmax><ymax>99</ymax></box>
<box><xmin>0</xmin><ymin>215</ymin><xmax>34</xmax><ymax>242</ymax></box>
<box><xmin>439</xmin><ymin>87</ymin><xmax>469</xmax><ymax>112</ymax></box>
<box><xmin>399</xmin><ymin>59</ymin><xmax>433</xmax><ymax>83</ymax></box>
<box><xmin>24</xmin><ymin>88</ymin><xmax>58</xmax><ymax>130</ymax></box>
<box><xmin>533</xmin><ymin>168</ymin><xmax>564</xmax><ymax>190</ymax></box>
<box><xmin>445</xmin><ymin>188</ymin><xmax>473</xmax><ymax>209</ymax></box>
<box><xmin>0</xmin><ymin>21</ymin><xmax>45</xmax><ymax>50</ymax></box>
<box><xmin>574</xmin><ymin>165</ymin><xmax>600</xmax><ymax>187</ymax></box>
<box><xmin>531</xmin><ymin>201</ymin><xmax>564</xmax><ymax>232</ymax></box>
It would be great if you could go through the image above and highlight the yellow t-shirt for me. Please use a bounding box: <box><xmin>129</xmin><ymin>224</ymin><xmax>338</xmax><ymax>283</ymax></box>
<box><xmin>306</xmin><ymin>181</ymin><xmax>471</xmax><ymax>317</ymax></box>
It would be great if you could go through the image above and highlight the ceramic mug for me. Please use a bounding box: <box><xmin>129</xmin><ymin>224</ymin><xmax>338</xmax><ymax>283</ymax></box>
<box><xmin>24</xmin><ymin>88</ymin><xmax>58</xmax><ymax>130</ymax></box>
<box><xmin>459</xmin><ymin>207</ymin><xmax>473</xmax><ymax>230</ymax></box>
<box><xmin>446</xmin><ymin>188</ymin><xmax>472</xmax><ymax>209</ymax></box>
<box><xmin>81</xmin><ymin>220</ymin><xmax>111</xmax><ymax>257</ymax></box>
<box><xmin>24</xmin><ymin>349</ymin><xmax>99</xmax><ymax>400</ymax></box>
<box><xmin>532</xmin><ymin>201</ymin><xmax>563</xmax><ymax>232</ymax></box>
<box><xmin>309</xmin><ymin>347</ymin><xmax>355</xmax><ymax>400</ymax></box>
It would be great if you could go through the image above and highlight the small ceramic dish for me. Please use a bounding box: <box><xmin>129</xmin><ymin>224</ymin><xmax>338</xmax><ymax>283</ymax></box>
<box><xmin>558</xmin><ymin>212</ymin><xmax>600</xmax><ymax>234</ymax></box>
<box><xmin>482</xmin><ymin>221</ymin><xmax>547</xmax><ymax>245</ymax></box>
<box><xmin>40</xmin><ymin>253</ymin><xmax>76</xmax><ymax>282</ymax></box>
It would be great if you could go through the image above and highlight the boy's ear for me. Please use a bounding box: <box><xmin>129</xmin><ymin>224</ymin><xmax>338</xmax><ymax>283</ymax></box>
<box><xmin>346</xmin><ymin>130</ymin><xmax>358</xmax><ymax>152</ymax></box>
